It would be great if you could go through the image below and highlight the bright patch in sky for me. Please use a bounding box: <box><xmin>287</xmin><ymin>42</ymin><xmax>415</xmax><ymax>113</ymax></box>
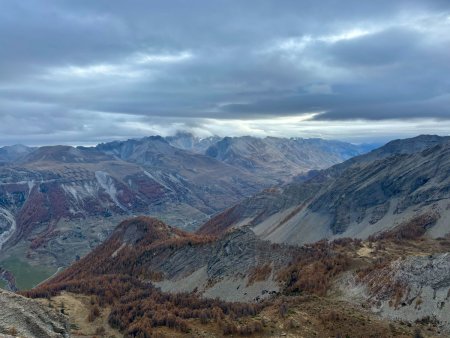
<box><xmin>135</xmin><ymin>51</ymin><xmax>193</xmax><ymax>64</ymax></box>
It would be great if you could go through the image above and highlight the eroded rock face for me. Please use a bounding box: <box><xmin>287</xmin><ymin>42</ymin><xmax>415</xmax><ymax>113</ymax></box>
<box><xmin>152</xmin><ymin>227</ymin><xmax>293</xmax><ymax>302</ymax></box>
<box><xmin>0</xmin><ymin>289</ymin><xmax>69</xmax><ymax>337</ymax></box>
<box><xmin>342</xmin><ymin>253</ymin><xmax>450</xmax><ymax>332</ymax></box>
<box><xmin>394</xmin><ymin>253</ymin><xmax>450</xmax><ymax>290</ymax></box>
<box><xmin>115</xmin><ymin>220</ymin><xmax>295</xmax><ymax>302</ymax></box>
<box><xmin>386</xmin><ymin>254</ymin><xmax>450</xmax><ymax>328</ymax></box>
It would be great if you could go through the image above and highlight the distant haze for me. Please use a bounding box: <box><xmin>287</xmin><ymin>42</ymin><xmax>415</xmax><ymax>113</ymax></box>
<box><xmin>0</xmin><ymin>1</ymin><xmax>449</xmax><ymax>145</ymax></box>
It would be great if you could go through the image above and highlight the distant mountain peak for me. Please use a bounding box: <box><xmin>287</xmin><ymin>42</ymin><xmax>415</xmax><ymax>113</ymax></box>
<box><xmin>165</xmin><ymin>132</ymin><xmax>221</xmax><ymax>153</ymax></box>
<box><xmin>0</xmin><ymin>144</ymin><xmax>34</xmax><ymax>163</ymax></box>
<box><xmin>20</xmin><ymin>145</ymin><xmax>112</xmax><ymax>164</ymax></box>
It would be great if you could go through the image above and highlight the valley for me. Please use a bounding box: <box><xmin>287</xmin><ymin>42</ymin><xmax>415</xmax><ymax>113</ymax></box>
<box><xmin>0</xmin><ymin>134</ymin><xmax>367</xmax><ymax>290</ymax></box>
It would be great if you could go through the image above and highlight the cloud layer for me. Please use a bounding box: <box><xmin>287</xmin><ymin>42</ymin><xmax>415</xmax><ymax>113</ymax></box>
<box><xmin>0</xmin><ymin>0</ymin><xmax>449</xmax><ymax>144</ymax></box>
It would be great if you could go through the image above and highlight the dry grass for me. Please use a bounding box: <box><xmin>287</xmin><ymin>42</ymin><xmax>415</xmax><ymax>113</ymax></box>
<box><xmin>37</xmin><ymin>292</ymin><xmax>121</xmax><ymax>337</ymax></box>
<box><xmin>259</xmin><ymin>295</ymin><xmax>439</xmax><ymax>338</ymax></box>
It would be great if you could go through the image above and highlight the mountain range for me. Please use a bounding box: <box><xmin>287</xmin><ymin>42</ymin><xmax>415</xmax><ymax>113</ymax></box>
<box><xmin>0</xmin><ymin>133</ymin><xmax>368</xmax><ymax>289</ymax></box>
<box><xmin>3</xmin><ymin>134</ymin><xmax>450</xmax><ymax>337</ymax></box>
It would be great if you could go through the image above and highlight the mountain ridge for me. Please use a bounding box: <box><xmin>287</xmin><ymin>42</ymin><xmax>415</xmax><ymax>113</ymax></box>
<box><xmin>199</xmin><ymin>134</ymin><xmax>450</xmax><ymax>245</ymax></box>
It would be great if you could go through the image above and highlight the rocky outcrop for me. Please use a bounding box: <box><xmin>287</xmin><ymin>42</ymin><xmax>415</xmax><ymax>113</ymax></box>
<box><xmin>0</xmin><ymin>289</ymin><xmax>69</xmax><ymax>337</ymax></box>
<box><xmin>342</xmin><ymin>253</ymin><xmax>450</xmax><ymax>332</ymax></box>
<box><xmin>151</xmin><ymin>227</ymin><xmax>293</xmax><ymax>301</ymax></box>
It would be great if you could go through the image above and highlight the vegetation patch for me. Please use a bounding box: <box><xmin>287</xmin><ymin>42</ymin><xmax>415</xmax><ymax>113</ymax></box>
<box><xmin>0</xmin><ymin>256</ymin><xmax>56</xmax><ymax>290</ymax></box>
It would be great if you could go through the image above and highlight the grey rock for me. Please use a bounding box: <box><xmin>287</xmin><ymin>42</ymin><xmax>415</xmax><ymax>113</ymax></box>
<box><xmin>0</xmin><ymin>289</ymin><xmax>69</xmax><ymax>338</ymax></box>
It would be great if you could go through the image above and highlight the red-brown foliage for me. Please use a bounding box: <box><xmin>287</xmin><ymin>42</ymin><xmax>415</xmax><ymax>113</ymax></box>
<box><xmin>23</xmin><ymin>217</ymin><xmax>262</xmax><ymax>336</ymax></box>
<box><xmin>45</xmin><ymin>217</ymin><xmax>215</xmax><ymax>283</ymax></box>
<box><xmin>278</xmin><ymin>239</ymin><xmax>355</xmax><ymax>296</ymax></box>
<box><xmin>368</xmin><ymin>212</ymin><xmax>438</xmax><ymax>242</ymax></box>
<box><xmin>196</xmin><ymin>205</ymin><xmax>240</xmax><ymax>236</ymax></box>
<box><xmin>23</xmin><ymin>275</ymin><xmax>261</xmax><ymax>336</ymax></box>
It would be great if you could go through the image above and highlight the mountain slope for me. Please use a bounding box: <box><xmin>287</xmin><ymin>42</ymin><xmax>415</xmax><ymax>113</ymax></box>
<box><xmin>26</xmin><ymin>216</ymin><xmax>444</xmax><ymax>337</ymax></box>
<box><xmin>199</xmin><ymin>135</ymin><xmax>450</xmax><ymax>245</ymax></box>
<box><xmin>0</xmin><ymin>133</ymin><xmax>375</xmax><ymax>289</ymax></box>
<box><xmin>96</xmin><ymin>135</ymin><xmax>276</xmax><ymax>216</ymax></box>
<box><xmin>0</xmin><ymin>140</ymin><xmax>274</xmax><ymax>278</ymax></box>
<box><xmin>0</xmin><ymin>144</ymin><xmax>34</xmax><ymax>163</ymax></box>
<box><xmin>0</xmin><ymin>288</ymin><xmax>69</xmax><ymax>337</ymax></box>
<box><xmin>205</xmin><ymin>136</ymin><xmax>372</xmax><ymax>183</ymax></box>
<box><xmin>47</xmin><ymin>216</ymin><xmax>294</xmax><ymax>302</ymax></box>
<box><xmin>23</xmin><ymin>216</ymin><xmax>299</xmax><ymax>336</ymax></box>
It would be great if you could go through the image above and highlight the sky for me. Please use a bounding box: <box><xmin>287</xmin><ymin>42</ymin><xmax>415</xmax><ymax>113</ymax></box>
<box><xmin>0</xmin><ymin>0</ymin><xmax>449</xmax><ymax>146</ymax></box>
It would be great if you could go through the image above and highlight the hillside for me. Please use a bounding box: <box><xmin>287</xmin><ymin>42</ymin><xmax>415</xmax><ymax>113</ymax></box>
<box><xmin>24</xmin><ymin>216</ymin><xmax>293</xmax><ymax>336</ymax></box>
<box><xmin>199</xmin><ymin>135</ymin><xmax>450</xmax><ymax>244</ymax></box>
<box><xmin>0</xmin><ymin>140</ymin><xmax>273</xmax><ymax>289</ymax></box>
<box><xmin>44</xmin><ymin>216</ymin><xmax>294</xmax><ymax>302</ymax></box>
<box><xmin>24</xmin><ymin>215</ymin><xmax>450</xmax><ymax>337</ymax></box>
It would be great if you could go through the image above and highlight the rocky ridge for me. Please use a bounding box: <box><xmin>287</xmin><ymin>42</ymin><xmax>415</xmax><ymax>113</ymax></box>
<box><xmin>0</xmin><ymin>288</ymin><xmax>69</xmax><ymax>337</ymax></box>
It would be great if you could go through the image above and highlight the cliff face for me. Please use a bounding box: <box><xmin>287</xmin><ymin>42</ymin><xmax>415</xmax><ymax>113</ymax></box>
<box><xmin>0</xmin><ymin>289</ymin><xmax>69</xmax><ymax>337</ymax></box>
<box><xmin>152</xmin><ymin>227</ymin><xmax>294</xmax><ymax>302</ymax></box>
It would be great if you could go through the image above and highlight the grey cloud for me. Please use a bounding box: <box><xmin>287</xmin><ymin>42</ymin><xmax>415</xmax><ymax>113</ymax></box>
<box><xmin>325</xmin><ymin>28</ymin><xmax>422</xmax><ymax>67</ymax></box>
<box><xmin>0</xmin><ymin>0</ymin><xmax>449</xmax><ymax>145</ymax></box>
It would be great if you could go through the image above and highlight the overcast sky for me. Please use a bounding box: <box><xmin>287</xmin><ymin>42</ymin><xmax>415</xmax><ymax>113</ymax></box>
<box><xmin>1</xmin><ymin>0</ymin><xmax>449</xmax><ymax>145</ymax></box>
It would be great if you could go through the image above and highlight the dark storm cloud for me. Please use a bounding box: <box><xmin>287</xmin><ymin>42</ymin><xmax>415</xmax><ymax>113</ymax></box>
<box><xmin>326</xmin><ymin>28</ymin><xmax>421</xmax><ymax>67</ymax></box>
<box><xmin>0</xmin><ymin>0</ymin><xmax>449</xmax><ymax>144</ymax></box>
